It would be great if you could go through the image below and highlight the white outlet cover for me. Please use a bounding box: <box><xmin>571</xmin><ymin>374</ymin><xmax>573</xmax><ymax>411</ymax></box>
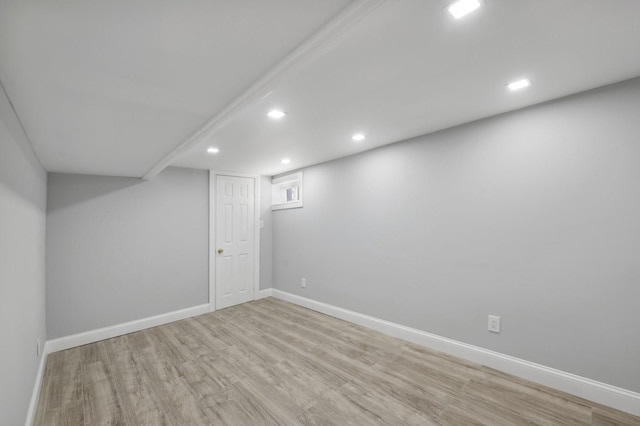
<box><xmin>488</xmin><ymin>315</ymin><xmax>501</xmax><ymax>333</ymax></box>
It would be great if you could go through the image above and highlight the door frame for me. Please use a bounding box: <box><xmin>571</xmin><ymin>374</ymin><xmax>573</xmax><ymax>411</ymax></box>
<box><xmin>209</xmin><ymin>170</ymin><xmax>261</xmax><ymax>312</ymax></box>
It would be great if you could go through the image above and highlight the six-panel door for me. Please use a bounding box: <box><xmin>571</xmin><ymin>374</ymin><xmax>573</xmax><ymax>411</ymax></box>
<box><xmin>215</xmin><ymin>175</ymin><xmax>255</xmax><ymax>309</ymax></box>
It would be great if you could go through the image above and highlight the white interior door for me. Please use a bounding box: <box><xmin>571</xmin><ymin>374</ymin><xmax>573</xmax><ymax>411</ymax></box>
<box><xmin>215</xmin><ymin>175</ymin><xmax>255</xmax><ymax>310</ymax></box>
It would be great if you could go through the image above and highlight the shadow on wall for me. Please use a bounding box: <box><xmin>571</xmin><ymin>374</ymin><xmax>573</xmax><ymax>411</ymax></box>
<box><xmin>47</xmin><ymin>174</ymin><xmax>144</xmax><ymax>213</ymax></box>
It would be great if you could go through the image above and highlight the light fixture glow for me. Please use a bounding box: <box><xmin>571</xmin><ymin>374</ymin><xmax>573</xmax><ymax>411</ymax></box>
<box><xmin>268</xmin><ymin>109</ymin><xmax>286</xmax><ymax>119</ymax></box>
<box><xmin>207</xmin><ymin>147</ymin><xmax>220</xmax><ymax>154</ymax></box>
<box><xmin>281</xmin><ymin>158</ymin><xmax>291</xmax><ymax>164</ymax></box>
<box><xmin>507</xmin><ymin>78</ymin><xmax>532</xmax><ymax>91</ymax></box>
<box><xmin>447</xmin><ymin>0</ymin><xmax>481</xmax><ymax>19</ymax></box>
<box><xmin>352</xmin><ymin>133</ymin><xmax>366</xmax><ymax>142</ymax></box>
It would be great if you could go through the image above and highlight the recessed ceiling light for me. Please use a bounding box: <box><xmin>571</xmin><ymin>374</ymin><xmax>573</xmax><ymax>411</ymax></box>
<box><xmin>268</xmin><ymin>109</ymin><xmax>286</xmax><ymax>119</ymax></box>
<box><xmin>352</xmin><ymin>133</ymin><xmax>366</xmax><ymax>142</ymax></box>
<box><xmin>281</xmin><ymin>158</ymin><xmax>291</xmax><ymax>164</ymax></box>
<box><xmin>207</xmin><ymin>147</ymin><xmax>220</xmax><ymax>154</ymax></box>
<box><xmin>447</xmin><ymin>0</ymin><xmax>481</xmax><ymax>19</ymax></box>
<box><xmin>507</xmin><ymin>78</ymin><xmax>532</xmax><ymax>91</ymax></box>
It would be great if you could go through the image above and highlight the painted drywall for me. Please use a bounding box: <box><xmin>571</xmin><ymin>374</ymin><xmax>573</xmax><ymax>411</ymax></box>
<box><xmin>46</xmin><ymin>167</ymin><xmax>208</xmax><ymax>339</ymax></box>
<box><xmin>260</xmin><ymin>176</ymin><xmax>273</xmax><ymax>289</ymax></box>
<box><xmin>272</xmin><ymin>77</ymin><xmax>640</xmax><ymax>392</ymax></box>
<box><xmin>0</xmin><ymin>86</ymin><xmax>47</xmax><ymax>425</ymax></box>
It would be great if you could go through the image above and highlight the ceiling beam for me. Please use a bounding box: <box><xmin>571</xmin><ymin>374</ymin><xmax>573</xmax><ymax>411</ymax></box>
<box><xmin>141</xmin><ymin>0</ymin><xmax>385</xmax><ymax>180</ymax></box>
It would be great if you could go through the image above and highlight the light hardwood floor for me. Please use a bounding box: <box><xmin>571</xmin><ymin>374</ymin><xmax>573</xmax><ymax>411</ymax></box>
<box><xmin>35</xmin><ymin>297</ymin><xmax>640</xmax><ymax>425</ymax></box>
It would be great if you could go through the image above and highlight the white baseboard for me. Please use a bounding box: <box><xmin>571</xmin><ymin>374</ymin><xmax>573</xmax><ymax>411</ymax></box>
<box><xmin>255</xmin><ymin>288</ymin><xmax>273</xmax><ymax>300</ymax></box>
<box><xmin>24</xmin><ymin>341</ymin><xmax>49</xmax><ymax>426</ymax></box>
<box><xmin>46</xmin><ymin>304</ymin><xmax>210</xmax><ymax>354</ymax></box>
<box><xmin>271</xmin><ymin>289</ymin><xmax>640</xmax><ymax>417</ymax></box>
<box><xmin>28</xmin><ymin>304</ymin><xmax>210</xmax><ymax>424</ymax></box>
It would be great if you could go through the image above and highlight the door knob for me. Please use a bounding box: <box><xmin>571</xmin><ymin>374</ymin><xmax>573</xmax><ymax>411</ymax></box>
<box><xmin>217</xmin><ymin>248</ymin><xmax>224</xmax><ymax>254</ymax></box>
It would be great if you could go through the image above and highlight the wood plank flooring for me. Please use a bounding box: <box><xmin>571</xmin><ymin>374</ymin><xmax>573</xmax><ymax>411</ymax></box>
<box><xmin>34</xmin><ymin>297</ymin><xmax>640</xmax><ymax>425</ymax></box>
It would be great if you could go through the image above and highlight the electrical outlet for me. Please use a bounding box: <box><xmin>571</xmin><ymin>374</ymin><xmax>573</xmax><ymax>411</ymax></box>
<box><xmin>301</xmin><ymin>278</ymin><xmax>306</xmax><ymax>288</ymax></box>
<box><xmin>488</xmin><ymin>315</ymin><xmax>501</xmax><ymax>333</ymax></box>
<box><xmin>36</xmin><ymin>338</ymin><xmax>41</xmax><ymax>357</ymax></box>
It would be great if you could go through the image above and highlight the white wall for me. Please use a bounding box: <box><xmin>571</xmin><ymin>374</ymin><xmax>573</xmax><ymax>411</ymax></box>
<box><xmin>0</xmin><ymin>86</ymin><xmax>47</xmax><ymax>425</ymax></box>
<box><xmin>46</xmin><ymin>167</ymin><xmax>209</xmax><ymax>339</ymax></box>
<box><xmin>272</xmin><ymin>78</ymin><xmax>640</xmax><ymax>392</ymax></box>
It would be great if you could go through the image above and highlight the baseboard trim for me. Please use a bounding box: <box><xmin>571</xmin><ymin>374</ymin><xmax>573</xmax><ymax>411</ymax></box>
<box><xmin>271</xmin><ymin>289</ymin><xmax>640</xmax><ymax>416</ymax></box>
<box><xmin>256</xmin><ymin>288</ymin><xmax>273</xmax><ymax>300</ymax></box>
<box><xmin>46</xmin><ymin>304</ymin><xmax>210</xmax><ymax>354</ymax></box>
<box><xmin>24</xmin><ymin>341</ymin><xmax>49</xmax><ymax>426</ymax></box>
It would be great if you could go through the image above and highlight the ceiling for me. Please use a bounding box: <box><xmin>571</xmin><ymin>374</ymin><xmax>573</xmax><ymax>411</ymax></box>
<box><xmin>2</xmin><ymin>0</ymin><xmax>640</xmax><ymax>178</ymax></box>
<box><xmin>0</xmin><ymin>0</ymin><xmax>351</xmax><ymax>176</ymax></box>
